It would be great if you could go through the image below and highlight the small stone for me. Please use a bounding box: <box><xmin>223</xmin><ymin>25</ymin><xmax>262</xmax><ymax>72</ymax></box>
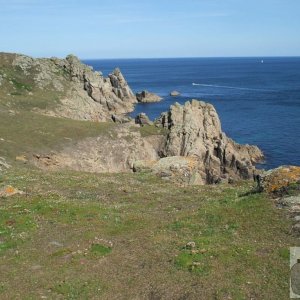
<box><xmin>49</xmin><ymin>241</ymin><xmax>63</xmax><ymax>247</ymax></box>
<box><xmin>186</xmin><ymin>241</ymin><xmax>196</xmax><ymax>249</ymax></box>
<box><xmin>16</xmin><ymin>155</ymin><xmax>28</xmax><ymax>163</ymax></box>
<box><xmin>292</xmin><ymin>223</ymin><xmax>300</xmax><ymax>234</ymax></box>
<box><xmin>0</xmin><ymin>186</ymin><xmax>24</xmax><ymax>197</ymax></box>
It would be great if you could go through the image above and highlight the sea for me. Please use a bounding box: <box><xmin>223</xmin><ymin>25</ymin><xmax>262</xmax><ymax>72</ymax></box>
<box><xmin>83</xmin><ymin>57</ymin><xmax>300</xmax><ymax>170</ymax></box>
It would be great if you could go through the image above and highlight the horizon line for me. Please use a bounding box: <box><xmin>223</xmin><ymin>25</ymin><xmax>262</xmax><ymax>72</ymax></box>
<box><xmin>1</xmin><ymin>51</ymin><xmax>300</xmax><ymax>60</ymax></box>
<box><xmin>82</xmin><ymin>55</ymin><xmax>300</xmax><ymax>60</ymax></box>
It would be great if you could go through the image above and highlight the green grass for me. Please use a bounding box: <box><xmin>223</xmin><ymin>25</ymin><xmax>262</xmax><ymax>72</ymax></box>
<box><xmin>10</xmin><ymin>78</ymin><xmax>33</xmax><ymax>91</ymax></box>
<box><xmin>0</xmin><ymin>53</ymin><xmax>66</xmax><ymax>110</ymax></box>
<box><xmin>0</xmin><ymin>111</ymin><xmax>114</xmax><ymax>160</ymax></box>
<box><xmin>90</xmin><ymin>244</ymin><xmax>112</xmax><ymax>256</ymax></box>
<box><xmin>0</xmin><ymin>166</ymin><xmax>298</xmax><ymax>299</ymax></box>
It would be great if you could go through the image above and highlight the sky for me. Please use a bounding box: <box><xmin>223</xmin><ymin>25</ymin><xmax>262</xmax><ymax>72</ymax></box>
<box><xmin>0</xmin><ymin>0</ymin><xmax>300</xmax><ymax>58</ymax></box>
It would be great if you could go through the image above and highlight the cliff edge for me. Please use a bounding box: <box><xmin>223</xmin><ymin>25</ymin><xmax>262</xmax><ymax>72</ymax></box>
<box><xmin>0</xmin><ymin>52</ymin><xmax>136</xmax><ymax>121</ymax></box>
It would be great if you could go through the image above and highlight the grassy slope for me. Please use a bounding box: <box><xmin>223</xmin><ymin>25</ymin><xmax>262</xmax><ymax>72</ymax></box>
<box><xmin>0</xmin><ymin>53</ymin><xmax>62</xmax><ymax>111</ymax></box>
<box><xmin>0</xmin><ymin>53</ymin><xmax>298</xmax><ymax>299</ymax></box>
<box><xmin>0</xmin><ymin>166</ymin><xmax>298</xmax><ymax>299</ymax></box>
<box><xmin>0</xmin><ymin>110</ymin><xmax>114</xmax><ymax>161</ymax></box>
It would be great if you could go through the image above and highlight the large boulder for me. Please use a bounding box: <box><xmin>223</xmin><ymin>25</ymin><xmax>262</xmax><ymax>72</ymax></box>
<box><xmin>136</xmin><ymin>90</ymin><xmax>162</xmax><ymax>103</ymax></box>
<box><xmin>155</xmin><ymin>100</ymin><xmax>263</xmax><ymax>184</ymax></box>
<box><xmin>152</xmin><ymin>156</ymin><xmax>205</xmax><ymax>185</ymax></box>
<box><xmin>257</xmin><ymin>165</ymin><xmax>300</xmax><ymax>194</ymax></box>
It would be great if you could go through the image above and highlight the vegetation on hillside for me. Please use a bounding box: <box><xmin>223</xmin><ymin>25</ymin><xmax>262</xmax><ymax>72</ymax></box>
<box><xmin>0</xmin><ymin>166</ymin><xmax>297</xmax><ymax>299</ymax></box>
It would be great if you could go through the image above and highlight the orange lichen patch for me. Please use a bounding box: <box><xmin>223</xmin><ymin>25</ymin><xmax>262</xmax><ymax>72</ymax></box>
<box><xmin>0</xmin><ymin>185</ymin><xmax>24</xmax><ymax>197</ymax></box>
<box><xmin>186</xmin><ymin>156</ymin><xmax>199</xmax><ymax>169</ymax></box>
<box><xmin>262</xmin><ymin>166</ymin><xmax>300</xmax><ymax>193</ymax></box>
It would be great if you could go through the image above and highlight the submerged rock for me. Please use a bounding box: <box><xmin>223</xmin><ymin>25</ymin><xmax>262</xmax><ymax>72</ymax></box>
<box><xmin>136</xmin><ymin>90</ymin><xmax>162</xmax><ymax>103</ymax></box>
<box><xmin>170</xmin><ymin>90</ymin><xmax>180</xmax><ymax>96</ymax></box>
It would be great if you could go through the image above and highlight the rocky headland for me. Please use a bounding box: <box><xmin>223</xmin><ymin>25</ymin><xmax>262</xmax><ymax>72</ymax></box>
<box><xmin>0</xmin><ymin>52</ymin><xmax>137</xmax><ymax>122</ymax></box>
<box><xmin>0</xmin><ymin>52</ymin><xmax>266</xmax><ymax>185</ymax></box>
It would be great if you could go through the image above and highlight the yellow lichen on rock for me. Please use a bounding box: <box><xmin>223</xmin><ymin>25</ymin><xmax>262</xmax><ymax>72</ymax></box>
<box><xmin>260</xmin><ymin>166</ymin><xmax>300</xmax><ymax>193</ymax></box>
<box><xmin>0</xmin><ymin>185</ymin><xmax>24</xmax><ymax>197</ymax></box>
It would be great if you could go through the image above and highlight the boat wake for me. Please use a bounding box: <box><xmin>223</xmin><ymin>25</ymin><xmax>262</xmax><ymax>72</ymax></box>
<box><xmin>192</xmin><ymin>83</ymin><xmax>273</xmax><ymax>92</ymax></box>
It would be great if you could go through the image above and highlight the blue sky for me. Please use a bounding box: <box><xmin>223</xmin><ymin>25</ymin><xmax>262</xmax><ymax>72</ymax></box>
<box><xmin>0</xmin><ymin>0</ymin><xmax>299</xmax><ymax>58</ymax></box>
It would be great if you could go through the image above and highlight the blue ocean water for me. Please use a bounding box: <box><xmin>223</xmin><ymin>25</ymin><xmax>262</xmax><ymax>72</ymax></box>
<box><xmin>84</xmin><ymin>57</ymin><xmax>300</xmax><ymax>170</ymax></box>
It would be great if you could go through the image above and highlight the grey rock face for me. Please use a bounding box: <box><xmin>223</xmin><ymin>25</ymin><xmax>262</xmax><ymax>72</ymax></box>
<box><xmin>136</xmin><ymin>90</ymin><xmax>162</xmax><ymax>103</ymax></box>
<box><xmin>10</xmin><ymin>53</ymin><xmax>137</xmax><ymax>121</ymax></box>
<box><xmin>155</xmin><ymin>100</ymin><xmax>263</xmax><ymax>184</ymax></box>
<box><xmin>60</xmin><ymin>56</ymin><xmax>137</xmax><ymax>116</ymax></box>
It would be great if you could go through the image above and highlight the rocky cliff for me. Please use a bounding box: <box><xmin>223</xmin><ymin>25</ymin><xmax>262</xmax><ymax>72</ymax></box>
<box><xmin>1</xmin><ymin>52</ymin><xmax>264</xmax><ymax>185</ymax></box>
<box><xmin>0</xmin><ymin>52</ymin><xmax>136</xmax><ymax>121</ymax></box>
<box><xmin>148</xmin><ymin>100</ymin><xmax>264</xmax><ymax>184</ymax></box>
<box><xmin>30</xmin><ymin>99</ymin><xmax>263</xmax><ymax>185</ymax></box>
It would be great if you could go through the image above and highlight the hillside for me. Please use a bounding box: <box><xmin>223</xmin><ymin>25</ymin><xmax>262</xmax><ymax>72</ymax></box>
<box><xmin>0</xmin><ymin>52</ymin><xmax>299</xmax><ymax>299</ymax></box>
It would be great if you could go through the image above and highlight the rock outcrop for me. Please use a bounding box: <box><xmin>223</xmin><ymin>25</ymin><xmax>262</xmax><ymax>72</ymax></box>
<box><xmin>136</xmin><ymin>90</ymin><xmax>162</xmax><ymax>103</ymax></box>
<box><xmin>170</xmin><ymin>91</ymin><xmax>180</xmax><ymax>97</ymax></box>
<box><xmin>152</xmin><ymin>100</ymin><xmax>263</xmax><ymax>184</ymax></box>
<box><xmin>2</xmin><ymin>52</ymin><xmax>137</xmax><ymax>121</ymax></box>
<box><xmin>33</xmin><ymin>124</ymin><xmax>166</xmax><ymax>173</ymax></box>
<box><xmin>51</xmin><ymin>55</ymin><xmax>137</xmax><ymax>120</ymax></box>
<box><xmin>135</xmin><ymin>113</ymin><xmax>153</xmax><ymax>126</ymax></box>
<box><xmin>133</xmin><ymin>156</ymin><xmax>201</xmax><ymax>184</ymax></box>
<box><xmin>256</xmin><ymin>166</ymin><xmax>300</xmax><ymax>236</ymax></box>
<box><xmin>257</xmin><ymin>166</ymin><xmax>300</xmax><ymax>194</ymax></box>
<box><xmin>29</xmin><ymin>99</ymin><xmax>263</xmax><ymax>185</ymax></box>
